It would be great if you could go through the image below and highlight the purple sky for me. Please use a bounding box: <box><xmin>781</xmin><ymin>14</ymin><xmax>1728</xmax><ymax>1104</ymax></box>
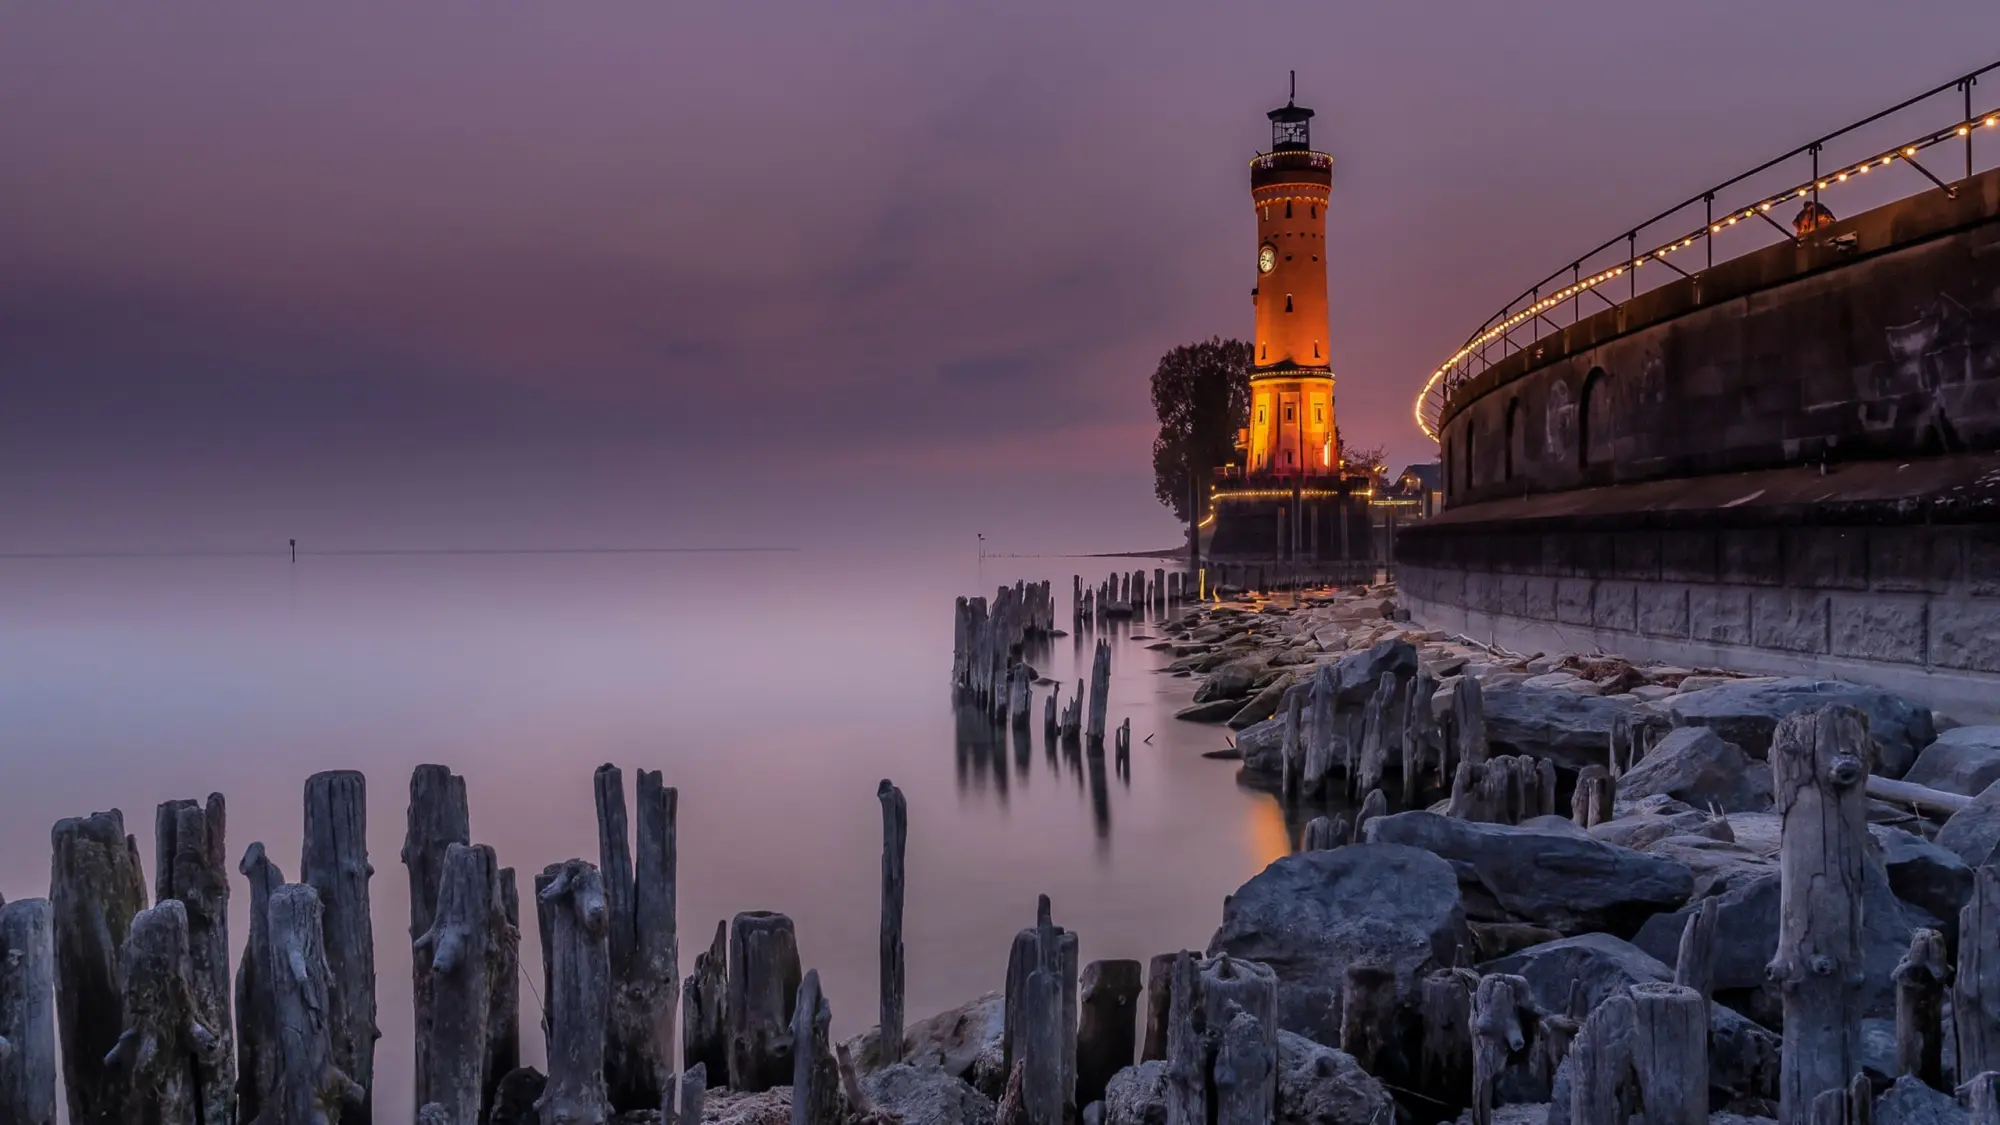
<box><xmin>5</xmin><ymin>3</ymin><xmax>1996</xmax><ymax>552</ymax></box>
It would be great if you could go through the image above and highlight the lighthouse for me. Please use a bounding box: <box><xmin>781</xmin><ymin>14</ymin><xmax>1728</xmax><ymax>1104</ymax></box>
<box><xmin>1246</xmin><ymin>80</ymin><xmax>1337</xmax><ymax>476</ymax></box>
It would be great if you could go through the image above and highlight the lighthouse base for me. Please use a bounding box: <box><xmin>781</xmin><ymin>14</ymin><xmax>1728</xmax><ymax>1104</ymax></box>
<box><xmin>1207</xmin><ymin>478</ymin><xmax>1376</xmax><ymax>565</ymax></box>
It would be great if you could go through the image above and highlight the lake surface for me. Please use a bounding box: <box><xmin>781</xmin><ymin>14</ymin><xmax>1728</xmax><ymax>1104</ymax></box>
<box><xmin>0</xmin><ymin>547</ymin><xmax>1293</xmax><ymax>1115</ymax></box>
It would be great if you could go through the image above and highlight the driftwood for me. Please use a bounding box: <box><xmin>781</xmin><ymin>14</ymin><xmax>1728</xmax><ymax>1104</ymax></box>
<box><xmin>878</xmin><ymin>781</ymin><xmax>908</xmax><ymax>1066</ymax></box>
<box><xmin>1960</xmin><ymin>864</ymin><xmax>2000</xmax><ymax>1082</ymax></box>
<box><xmin>1866</xmin><ymin>775</ymin><xmax>1974</xmax><ymax>816</ymax></box>
<box><xmin>154</xmin><ymin>794</ymin><xmax>233</xmax><ymax>1125</ymax></box>
<box><xmin>106</xmin><ymin>900</ymin><xmax>219</xmax><ymax>1125</ymax></box>
<box><xmin>0</xmin><ymin>897</ymin><xmax>57</xmax><ymax>1125</ymax></box>
<box><xmin>404</xmin><ymin>764</ymin><xmax>470</xmax><ymax>1116</ymax></box>
<box><xmin>236</xmin><ymin>843</ymin><xmax>286</xmax><ymax>1122</ymax></box>
<box><xmin>415</xmin><ymin>843</ymin><xmax>506</xmax><ymax>1125</ymax></box>
<box><xmin>1573</xmin><ymin>765</ymin><xmax>1616</xmax><ymax>830</ymax></box>
<box><xmin>538</xmin><ymin>859</ymin><xmax>611</xmax><ymax>1125</ymax></box>
<box><xmin>266</xmin><ymin>882</ymin><xmax>364</xmax><ymax>1125</ymax></box>
<box><xmin>1212</xmin><ymin>1009</ymin><xmax>1274</xmax><ymax>1125</ymax></box>
<box><xmin>52</xmin><ymin>809</ymin><xmax>149</xmax><ymax>1125</ymax></box>
<box><xmin>790</xmin><ymin>969</ymin><xmax>840</xmax><ymax>1125</ymax></box>
<box><xmin>1895</xmin><ymin>928</ymin><xmax>1948</xmax><ymax>1089</ymax></box>
<box><xmin>1772</xmin><ymin>706</ymin><xmax>1873</xmax><ymax>1123</ymax></box>
<box><xmin>303</xmin><ymin>770</ymin><xmax>377</xmax><ymax>1125</ymax></box>
<box><xmin>684</xmin><ymin>920</ymin><xmax>728</xmax><ymax>1087</ymax></box>
<box><xmin>1077</xmin><ymin>959</ymin><xmax>1141</xmax><ymax>1109</ymax></box>
<box><xmin>1674</xmin><ymin>896</ymin><xmax>1718</xmax><ymax>1005</ymax></box>
<box><xmin>726</xmin><ymin>911</ymin><xmax>802</xmax><ymax>1093</ymax></box>
<box><xmin>1339</xmin><ymin>964</ymin><xmax>1397</xmax><ymax>1077</ymax></box>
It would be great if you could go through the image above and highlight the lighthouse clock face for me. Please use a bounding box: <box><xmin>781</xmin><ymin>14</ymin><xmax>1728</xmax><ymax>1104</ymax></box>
<box><xmin>1258</xmin><ymin>243</ymin><xmax>1276</xmax><ymax>274</ymax></box>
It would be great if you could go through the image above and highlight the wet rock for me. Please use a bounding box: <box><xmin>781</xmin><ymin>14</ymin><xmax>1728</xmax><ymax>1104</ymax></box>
<box><xmin>1234</xmin><ymin>716</ymin><xmax>1287</xmax><ymax>775</ymax></box>
<box><xmin>863</xmin><ymin>1063</ymin><xmax>997</xmax><ymax>1125</ymax></box>
<box><xmin>1662</xmin><ymin>677</ymin><xmax>1935</xmax><ymax>777</ymax></box>
<box><xmin>1873</xmin><ymin>825</ymin><xmax>1974</xmax><ymax>940</ymax></box>
<box><xmin>1480</xmin><ymin>686</ymin><xmax>1642</xmax><ymax>771</ymax></box>
<box><xmin>1481</xmin><ymin>932</ymin><xmax>1779</xmax><ymax>1104</ymax></box>
<box><xmin>1273</xmin><ymin>1031</ymin><xmax>1396</xmax><ymax>1124</ymax></box>
<box><xmin>1173</xmin><ymin>697</ymin><xmax>1246</xmax><ymax>723</ymax></box>
<box><xmin>1519</xmin><ymin>672</ymin><xmax>1600</xmax><ymax>695</ymax></box>
<box><xmin>1100</xmin><ymin>1060</ymin><xmax>1165</xmax><ymax>1125</ymax></box>
<box><xmin>1207</xmin><ymin>844</ymin><xmax>1469</xmax><ymax>1046</ymax></box>
<box><xmin>1936</xmin><ymin>778</ymin><xmax>2000</xmax><ymax>869</ymax></box>
<box><xmin>1906</xmin><ymin>726</ymin><xmax>2000</xmax><ymax>797</ymax></box>
<box><xmin>1228</xmin><ymin>676</ymin><xmax>1294</xmax><ymax>730</ymax></box>
<box><xmin>1631</xmin><ymin>863</ymin><xmax>1914</xmax><ymax>1021</ymax></box>
<box><xmin>1639</xmin><ymin>835</ymin><xmax>1776</xmax><ymax>900</ymax></box>
<box><xmin>1872</xmin><ymin>1074</ymin><xmax>1967</xmax><ymax>1124</ymax></box>
<box><xmin>1588</xmin><ymin>802</ymin><xmax>1733</xmax><ymax>852</ymax></box>
<box><xmin>1328</xmin><ymin>639</ymin><xmax>1418</xmax><ymax>707</ymax></box>
<box><xmin>1617</xmin><ymin>726</ymin><xmax>1774</xmax><ymax>813</ymax></box>
<box><xmin>843</xmin><ymin>991</ymin><xmax>1003</xmax><ymax>1082</ymax></box>
<box><xmin>1363</xmin><ymin>810</ymin><xmax>1693</xmax><ymax>935</ymax></box>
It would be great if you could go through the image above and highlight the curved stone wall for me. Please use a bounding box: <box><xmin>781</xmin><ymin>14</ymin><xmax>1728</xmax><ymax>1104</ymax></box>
<box><xmin>1435</xmin><ymin>169</ymin><xmax>2000</xmax><ymax>507</ymax></box>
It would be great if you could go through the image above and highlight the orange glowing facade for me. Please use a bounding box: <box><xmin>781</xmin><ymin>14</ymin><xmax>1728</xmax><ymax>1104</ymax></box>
<box><xmin>1242</xmin><ymin>95</ymin><xmax>1338</xmax><ymax>478</ymax></box>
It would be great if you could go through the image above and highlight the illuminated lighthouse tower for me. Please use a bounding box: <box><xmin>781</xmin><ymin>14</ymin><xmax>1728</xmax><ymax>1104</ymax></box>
<box><xmin>1246</xmin><ymin>81</ymin><xmax>1337</xmax><ymax>476</ymax></box>
<box><xmin>1209</xmin><ymin>76</ymin><xmax>1368</xmax><ymax>564</ymax></box>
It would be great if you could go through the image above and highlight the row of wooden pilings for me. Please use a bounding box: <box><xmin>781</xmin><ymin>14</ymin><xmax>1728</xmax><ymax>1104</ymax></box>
<box><xmin>953</xmin><ymin>582</ymin><xmax>1129</xmax><ymax>766</ymax></box>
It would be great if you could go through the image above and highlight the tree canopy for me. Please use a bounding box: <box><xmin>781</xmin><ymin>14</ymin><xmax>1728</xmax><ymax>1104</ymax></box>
<box><xmin>1150</xmin><ymin>337</ymin><xmax>1252</xmax><ymax>522</ymax></box>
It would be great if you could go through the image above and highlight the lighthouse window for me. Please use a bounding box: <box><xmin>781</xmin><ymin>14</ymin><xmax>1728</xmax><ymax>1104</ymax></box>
<box><xmin>1285</xmin><ymin>295</ymin><xmax>1293</xmax><ymax>312</ymax></box>
<box><xmin>1285</xmin><ymin>404</ymin><xmax>1294</xmax><ymax>422</ymax></box>
<box><xmin>1315</xmin><ymin>403</ymin><xmax>1324</xmax><ymax>423</ymax></box>
<box><xmin>1285</xmin><ymin>201</ymin><xmax>1292</xmax><ymax>218</ymax></box>
<box><xmin>1311</xmin><ymin>204</ymin><xmax>1317</xmax><ymax>218</ymax></box>
<box><xmin>1257</xmin><ymin>406</ymin><xmax>1266</xmax><ymax>424</ymax></box>
<box><xmin>1313</xmin><ymin>341</ymin><xmax>1320</xmax><ymax>358</ymax></box>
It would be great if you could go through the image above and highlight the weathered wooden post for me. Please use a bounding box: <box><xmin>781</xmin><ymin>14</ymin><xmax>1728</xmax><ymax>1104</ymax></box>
<box><xmin>1959</xmin><ymin>864</ymin><xmax>2000</xmax><ymax>1081</ymax></box>
<box><xmin>1355</xmin><ymin>671</ymin><xmax>1398</xmax><ymax>797</ymax></box>
<box><xmin>1629</xmin><ymin>981</ymin><xmax>1708</xmax><ymax>1124</ymax></box>
<box><xmin>0</xmin><ymin>897</ymin><xmax>57</xmax><ymax>1125</ymax></box>
<box><xmin>303</xmin><ymin>770</ymin><xmax>377</xmax><ymax>1125</ymax></box>
<box><xmin>1213</xmin><ymin>1008</ymin><xmax>1275</xmax><ymax>1125</ymax></box>
<box><xmin>51</xmin><ymin>809</ymin><xmax>149</xmax><ymax>1125</ymax></box>
<box><xmin>405</xmin><ymin>765</ymin><xmax>470</xmax><ymax>1114</ymax></box>
<box><xmin>1163</xmin><ymin>952</ymin><xmax>1203</xmax><ymax>1125</ymax></box>
<box><xmin>1340</xmin><ymin>964</ymin><xmax>1397</xmax><ymax>1078</ymax></box>
<box><xmin>539</xmin><ymin>859</ymin><xmax>611</xmax><ymax>1125</ymax></box>
<box><xmin>1086</xmin><ymin>640</ymin><xmax>1111</xmax><ymax>748</ymax></box>
<box><xmin>1455</xmin><ymin>674</ymin><xmax>1488</xmax><ymax>766</ymax></box>
<box><xmin>1304</xmin><ymin>664</ymin><xmax>1337</xmax><ymax>797</ymax></box>
<box><xmin>1302</xmin><ymin>815</ymin><xmax>1347</xmax><ymax>851</ymax></box>
<box><xmin>1470</xmin><ymin>973</ymin><xmax>1528</xmax><ymax>1125</ymax></box>
<box><xmin>1018</xmin><ymin>900</ymin><xmax>1066</xmax><ymax>1125</ymax></box>
<box><xmin>726</xmin><ymin>911</ymin><xmax>802</xmax><ymax>1093</ymax></box>
<box><xmin>1354</xmin><ymin>789</ymin><xmax>1388</xmax><ymax>839</ymax></box>
<box><xmin>1573</xmin><ymin>764</ymin><xmax>1615</xmax><ymax>829</ymax></box>
<box><xmin>235</xmin><ymin>843</ymin><xmax>285</xmax><ymax>1122</ymax></box>
<box><xmin>790</xmin><ymin>969</ymin><xmax>840</xmax><ymax>1125</ymax></box>
<box><xmin>154</xmin><ymin>793</ymin><xmax>234</xmax><ymax>1125</ymax></box>
<box><xmin>416</xmin><ymin>842</ymin><xmax>506</xmax><ymax>1125</ymax></box>
<box><xmin>1280</xmin><ymin>691</ymin><xmax>1303</xmax><ymax>801</ymax></box>
<box><xmin>1418</xmin><ymin>968</ymin><xmax>1475</xmax><ymax>1113</ymax></box>
<box><xmin>595</xmin><ymin>767</ymin><xmax>680</xmax><ymax>1111</ymax></box>
<box><xmin>1895</xmin><ymin>928</ymin><xmax>1948</xmax><ymax>1090</ymax></box>
<box><xmin>1003</xmin><ymin>899</ymin><xmax>1078</xmax><ymax>1118</ymax></box>
<box><xmin>676</xmin><ymin>1063</ymin><xmax>706</xmax><ymax>1125</ymax></box>
<box><xmin>1964</xmin><ymin>1072</ymin><xmax>2000</xmax><ymax>1124</ymax></box>
<box><xmin>1771</xmin><ymin>705</ymin><xmax>1873</xmax><ymax>1124</ymax></box>
<box><xmin>1675</xmin><ymin>895</ymin><xmax>1718</xmax><ymax>1005</ymax></box>
<box><xmin>490</xmin><ymin>869</ymin><xmax>522</xmax><ymax>1115</ymax></box>
<box><xmin>1142</xmin><ymin>954</ymin><xmax>1173</xmax><ymax>1063</ymax></box>
<box><xmin>683</xmin><ymin>921</ymin><xmax>728</xmax><ymax>1087</ymax></box>
<box><xmin>1077</xmin><ymin>959</ymin><xmax>1141</xmax><ymax>1109</ymax></box>
<box><xmin>266</xmin><ymin>883</ymin><xmax>363</xmax><ymax>1125</ymax></box>
<box><xmin>878</xmin><ymin>780</ymin><xmax>908</xmax><ymax>1067</ymax></box>
<box><xmin>107</xmin><ymin>899</ymin><xmax>219</xmax><ymax>1125</ymax></box>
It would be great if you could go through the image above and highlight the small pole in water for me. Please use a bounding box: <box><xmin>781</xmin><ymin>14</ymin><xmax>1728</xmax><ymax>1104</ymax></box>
<box><xmin>289</xmin><ymin>538</ymin><xmax>297</xmax><ymax>563</ymax></box>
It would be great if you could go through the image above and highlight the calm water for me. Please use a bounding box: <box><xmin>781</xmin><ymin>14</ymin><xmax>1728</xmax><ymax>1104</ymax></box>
<box><xmin>0</xmin><ymin>547</ymin><xmax>1289</xmax><ymax>1114</ymax></box>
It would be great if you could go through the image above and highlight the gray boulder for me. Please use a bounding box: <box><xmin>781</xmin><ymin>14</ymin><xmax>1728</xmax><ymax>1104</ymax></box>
<box><xmin>1873</xmin><ymin>1075</ymin><xmax>1967</xmax><ymax>1124</ymax></box>
<box><xmin>843</xmin><ymin>991</ymin><xmax>1004</xmax><ymax>1081</ymax></box>
<box><xmin>1194</xmin><ymin>657</ymin><xmax>1267</xmax><ymax>703</ymax></box>
<box><xmin>1236</xmin><ymin>715</ymin><xmax>1287</xmax><ymax>775</ymax></box>
<box><xmin>1207</xmin><ymin>843</ymin><xmax>1469</xmax><ymax>1046</ymax></box>
<box><xmin>862</xmin><ymin>1064</ymin><xmax>996</xmax><ymax>1125</ymax></box>
<box><xmin>1640</xmin><ymin>835</ymin><xmax>1776</xmax><ymax>900</ymax></box>
<box><xmin>1480</xmin><ymin>932</ymin><xmax>1778</xmax><ymax>1104</ymax></box>
<box><xmin>1328</xmin><ymin>639</ymin><xmax>1418</xmax><ymax>707</ymax></box>
<box><xmin>1274</xmin><ymin>1031</ymin><xmax>1396</xmax><ymax>1124</ymax></box>
<box><xmin>1904</xmin><ymin>726</ymin><xmax>2000</xmax><ymax>797</ymax></box>
<box><xmin>1618</xmin><ymin>726</ymin><xmax>1773</xmax><ymax>812</ymax></box>
<box><xmin>1480</xmin><ymin>685</ymin><xmax>1641</xmax><ymax>771</ymax></box>
<box><xmin>1937</xmin><ymin>778</ymin><xmax>2000</xmax><ymax>870</ymax></box>
<box><xmin>1662</xmin><ymin>677</ymin><xmax>1935</xmax><ymax>777</ymax></box>
<box><xmin>1228</xmin><ymin>675</ymin><xmax>1294</xmax><ymax>729</ymax></box>
<box><xmin>1873</xmin><ymin>825</ymin><xmax>1974</xmax><ymax>938</ymax></box>
<box><xmin>1100</xmin><ymin>1060</ymin><xmax>1165</xmax><ymax>1125</ymax></box>
<box><xmin>1363</xmin><ymin>811</ymin><xmax>1693</xmax><ymax>935</ymax></box>
<box><xmin>1632</xmin><ymin>864</ymin><xmax>1914</xmax><ymax>1021</ymax></box>
<box><xmin>1589</xmin><ymin>801</ymin><xmax>1734</xmax><ymax>852</ymax></box>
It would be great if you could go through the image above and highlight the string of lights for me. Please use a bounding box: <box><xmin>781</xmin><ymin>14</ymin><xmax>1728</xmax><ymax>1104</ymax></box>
<box><xmin>1411</xmin><ymin>63</ymin><xmax>2000</xmax><ymax>442</ymax></box>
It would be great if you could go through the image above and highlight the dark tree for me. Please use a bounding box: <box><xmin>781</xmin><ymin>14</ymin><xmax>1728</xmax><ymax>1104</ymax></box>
<box><xmin>1337</xmin><ymin>437</ymin><xmax>1386</xmax><ymax>481</ymax></box>
<box><xmin>1150</xmin><ymin>338</ymin><xmax>1252</xmax><ymax>521</ymax></box>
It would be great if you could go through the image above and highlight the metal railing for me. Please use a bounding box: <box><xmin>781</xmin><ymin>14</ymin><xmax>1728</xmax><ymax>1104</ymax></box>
<box><xmin>1414</xmin><ymin>59</ymin><xmax>2000</xmax><ymax>440</ymax></box>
